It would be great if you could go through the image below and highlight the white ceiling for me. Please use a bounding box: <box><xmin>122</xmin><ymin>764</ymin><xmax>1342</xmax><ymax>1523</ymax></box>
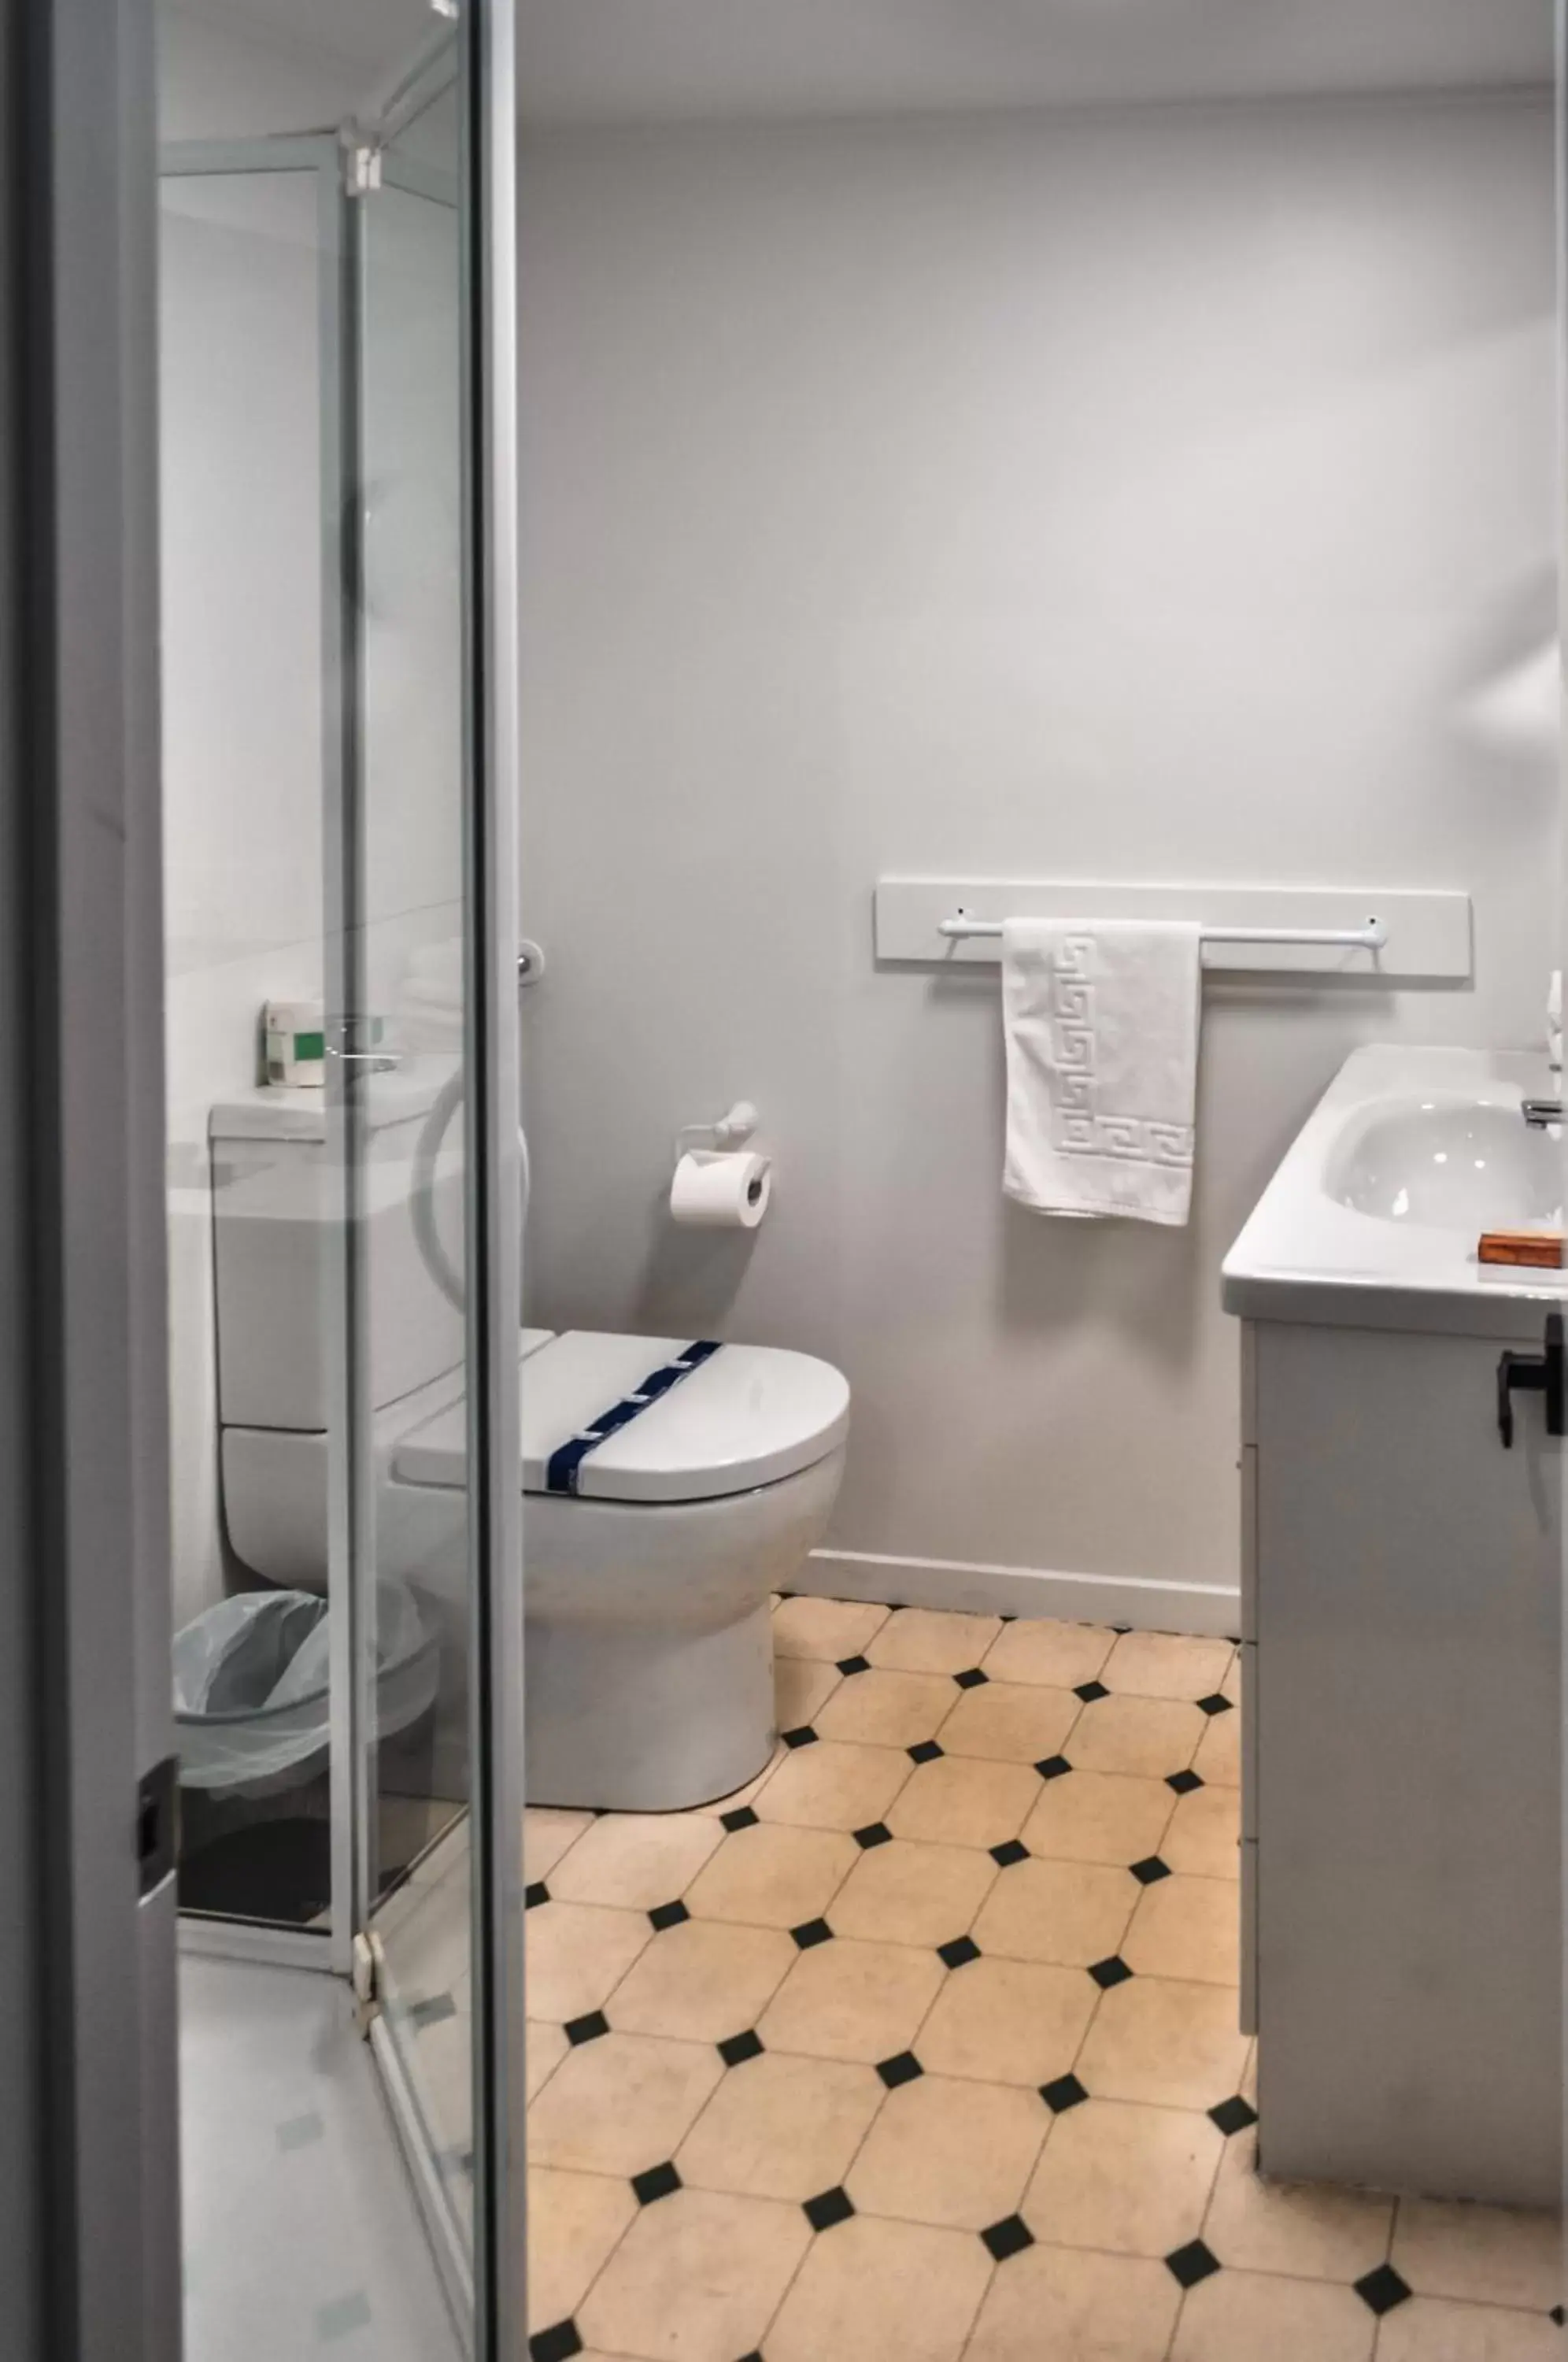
<box><xmin>516</xmin><ymin>0</ymin><xmax>1554</xmax><ymax>124</ymax></box>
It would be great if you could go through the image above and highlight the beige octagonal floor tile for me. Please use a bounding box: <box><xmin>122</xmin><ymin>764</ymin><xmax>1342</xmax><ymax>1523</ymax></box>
<box><xmin>1374</xmin><ymin>2296</ymin><xmax>1565</xmax><ymax>2361</ymax></box>
<box><xmin>765</xmin><ymin>2213</ymin><xmax>991</xmax><ymax>2362</ymax></box>
<box><xmin>756</xmin><ymin>1934</ymin><xmax>945</xmax><ymax>2064</ymax></box>
<box><xmin>829</xmin><ymin>1835</ymin><xmax>997</xmax><ymax>1949</ymax></box>
<box><xmin>577</xmin><ymin>2186</ymin><xmax>812</xmax><ymax>2362</ymax></box>
<box><xmin>1076</xmin><ymin>1975</ymin><xmax>1249</xmax><ymax>2111</ymax></box>
<box><xmin>1169</xmin><ymin>2268</ymin><xmax>1375</xmax><ymax>2362</ymax></box>
<box><xmin>1193</xmin><ymin>1704</ymin><xmax>1241</xmax><ymax>1786</ymax></box>
<box><xmin>774</xmin><ymin>1653</ymin><xmax>842</xmax><ymax>1731</ymax></box>
<box><xmin>886</xmin><ymin>1755</ymin><xmax>1040</xmax><ymax>1849</ymax></box>
<box><xmin>980</xmin><ymin>1618</ymin><xmax>1118</xmax><ymax>1691</ymax></box>
<box><xmin>1068</xmin><ymin>1694</ymin><xmax>1206</xmax><ymax>1779</ymax></box>
<box><xmin>1391</xmin><ymin>2197</ymin><xmax>1561</xmax><ymax>2311</ymax></box>
<box><xmin>1023</xmin><ymin>2097</ymin><xmax>1222</xmax><ymax>2258</ymax></box>
<box><xmin>527</xmin><ymin>2029</ymin><xmax>725</xmax><ymax>2178</ymax></box>
<box><xmin>527</xmin><ymin>2167</ymin><xmax>637</xmax><ymax>2334</ymax></box>
<box><xmin>845</xmin><ymin>2072</ymin><xmax>1046</xmax><ymax>2231</ymax></box>
<box><xmin>867</xmin><ymin>1606</ymin><xmax>1003</xmax><ymax>1675</ymax></box>
<box><xmin>675</xmin><ymin>2049</ymin><xmax>884</xmax><ymax>2201</ymax></box>
<box><xmin>935</xmin><ymin>1680</ymin><xmax>1079</xmax><ymax>1765</ymax></box>
<box><xmin>684</xmin><ymin>1821</ymin><xmax>858</xmax><ymax>1931</ymax></box>
<box><xmin>1203</xmin><ymin>2128</ymin><xmax>1394</xmax><ymax>2284</ymax></box>
<box><xmin>525</xmin><ymin>2018</ymin><xmax>569</xmax><ymax>2101</ymax></box>
<box><xmin>1102</xmin><ymin>1631</ymin><xmax>1235</xmax><ymax>1701</ymax></box>
<box><xmin>526</xmin><ymin>1902</ymin><xmax>653</xmax><ymax>2024</ymax></box>
<box><xmin>753</xmin><ymin>1738</ymin><xmax>913</xmax><ymax>1832</ymax></box>
<box><xmin>815</xmin><ymin>1668</ymin><xmax>956</xmax><ymax>1749</ymax></box>
<box><xmin>523</xmin><ymin>1807</ymin><xmax>594</xmax><ymax>1885</ymax></box>
<box><xmin>917</xmin><ymin>1956</ymin><xmax>1096</xmax><ymax>2087</ymax></box>
<box><xmin>964</xmin><ymin>2242</ymin><xmax>1180</xmax><ymax>2362</ymax></box>
<box><xmin>1122</xmin><ymin>1875</ymin><xmax>1239</xmax><ymax>1986</ymax></box>
<box><xmin>972</xmin><ymin>1857</ymin><xmax>1137</xmax><ymax>1968</ymax></box>
<box><xmin>1023</xmin><ymin>1768</ymin><xmax>1175</xmax><ymax>1868</ymax></box>
<box><xmin>545</xmin><ymin>1812</ymin><xmax>726</xmax><ymax>1911</ymax></box>
<box><xmin>1162</xmin><ymin>1783</ymin><xmax>1241</xmax><ymax>1879</ymax></box>
<box><xmin>605</xmin><ymin>1918</ymin><xmax>795</xmax><ymax>2044</ymax></box>
<box><xmin>772</xmin><ymin>1597</ymin><xmax>890</xmax><ymax>1662</ymax></box>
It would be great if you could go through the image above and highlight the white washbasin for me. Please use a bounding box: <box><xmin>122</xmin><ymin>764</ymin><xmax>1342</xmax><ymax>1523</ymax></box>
<box><xmin>1223</xmin><ymin>1046</ymin><xmax>1566</xmax><ymax>1337</ymax></box>
<box><xmin>1325</xmin><ymin>1097</ymin><xmax>1562</xmax><ymax>1231</ymax></box>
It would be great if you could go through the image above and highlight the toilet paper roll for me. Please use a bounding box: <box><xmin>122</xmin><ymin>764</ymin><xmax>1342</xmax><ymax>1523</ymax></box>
<box><xmin>670</xmin><ymin>1150</ymin><xmax>771</xmax><ymax>1229</ymax></box>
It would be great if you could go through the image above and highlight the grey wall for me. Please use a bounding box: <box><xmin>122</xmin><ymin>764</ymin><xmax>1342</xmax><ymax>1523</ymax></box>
<box><xmin>516</xmin><ymin>93</ymin><xmax>1558</xmax><ymax>1612</ymax></box>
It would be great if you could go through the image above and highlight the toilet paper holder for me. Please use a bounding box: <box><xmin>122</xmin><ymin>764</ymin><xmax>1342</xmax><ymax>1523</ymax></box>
<box><xmin>675</xmin><ymin>1100</ymin><xmax>760</xmax><ymax>1161</ymax></box>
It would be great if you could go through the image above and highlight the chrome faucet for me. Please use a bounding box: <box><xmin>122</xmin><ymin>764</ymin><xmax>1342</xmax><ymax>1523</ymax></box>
<box><xmin>1522</xmin><ymin>1099</ymin><xmax>1562</xmax><ymax>1129</ymax></box>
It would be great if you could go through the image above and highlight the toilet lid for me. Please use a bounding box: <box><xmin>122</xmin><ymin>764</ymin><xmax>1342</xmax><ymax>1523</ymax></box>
<box><xmin>394</xmin><ymin>1329</ymin><xmax>849</xmax><ymax>1505</ymax></box>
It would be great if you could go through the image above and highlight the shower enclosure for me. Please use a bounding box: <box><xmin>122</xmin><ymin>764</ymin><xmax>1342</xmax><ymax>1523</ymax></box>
<box><xmin>159</xmin><ymin>9</ymin><xmax>523</xmax><ymax>2349</ymax></box>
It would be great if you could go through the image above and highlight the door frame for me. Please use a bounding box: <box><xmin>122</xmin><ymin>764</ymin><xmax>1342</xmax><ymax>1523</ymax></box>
<box><xmin>1</xmin><ymin>0</ymin><xmax>180</xmax><ymax>2356</ymax></box>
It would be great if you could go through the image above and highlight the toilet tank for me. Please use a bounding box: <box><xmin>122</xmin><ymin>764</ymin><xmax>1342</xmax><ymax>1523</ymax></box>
<box><xmin>210</xmin><ymin>1057</ymin><xmax>468</xmax><ymax>1433</ymax></box>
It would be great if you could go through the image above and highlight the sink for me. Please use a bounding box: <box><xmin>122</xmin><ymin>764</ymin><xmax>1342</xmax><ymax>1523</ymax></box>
<box><xmin>1222</xmin><ymin>1046</ymin><xmax>1566</xmax><ymax>1336</ymax></box>
<box><xmin>1325</xmin><ymin>1096</ymin><xmax>1562</xmax><ymax>1231</ymax></box>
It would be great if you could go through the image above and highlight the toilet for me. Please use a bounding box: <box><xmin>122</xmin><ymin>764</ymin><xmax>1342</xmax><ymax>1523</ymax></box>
<box><xmin>209</xmin><ymin>1074</ymin><xmax>849</xmax><ymax>1813</ymax></box>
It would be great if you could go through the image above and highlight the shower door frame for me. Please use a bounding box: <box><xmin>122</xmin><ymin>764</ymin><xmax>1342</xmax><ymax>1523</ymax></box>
<box><xmin>158</xmin><ymin>8</ymin><xmax>526</xmax><ymax>2338</ymax></box>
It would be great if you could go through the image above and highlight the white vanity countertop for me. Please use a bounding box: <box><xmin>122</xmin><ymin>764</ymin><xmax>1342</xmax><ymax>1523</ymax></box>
<box><xmin>1222</xmin><ymin>1043</ymin><xmax>1566</xmax><ymax>1338</ymax></box>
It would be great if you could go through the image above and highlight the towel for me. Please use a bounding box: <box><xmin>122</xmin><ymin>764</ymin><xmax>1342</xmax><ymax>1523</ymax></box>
<box><xmin>1000</xmin><ymin>918</ymin><xmax>1203</xmax><ymax>1226</ymax></box>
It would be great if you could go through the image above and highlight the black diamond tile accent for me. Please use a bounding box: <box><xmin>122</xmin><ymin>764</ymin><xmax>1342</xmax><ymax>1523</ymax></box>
<box><xmin>1196</xmin><ymin>1693</ymin><xmax>1234</xmax><ymax>1717</ymax></box>
<box><xmin>649</xmin><ymin>1899</ymin><xmax>690</xmax><ymax>1931</ymax></box>
<box><xmin>1089</xmin><ymin>1954</ymin><xmax>1133</xmax><ymax>1990</ymax></box>
<box><xmin>1130</xmin><ymin>1856</ymin><xmax>1172</xmax><ymax>1886</ymax></box>
<box><xmin>530</xmin><ymin>2323</ymin><xmax>583</xmax><ymax>2362</ymax></box>
<box><xmin>1551</xmin><ymin>2304</ymin><xmax>1564</xmax><ymax>2325</ymax></box>
<box><xmin>631</xmin><ymin>2160</ymin><xmax>682</xmax><ymax>2207</ymax></box>
<box><xmin>564</xmin><ymin>2011</ymin><xmax>609</xmax><ymax>2047</ymax></box>
<box><xmin>1166</xmin><ymin>2240</ymin><xmax>1221</xmax><ymax>2290</ymax></box>
<box><xmin>1074</xmin><ymin>1679</ymin><xmax>1111</xmax><ymax>1703</ymax></box>
<box><xmin>1208</xmin><ymin>2095</ymin><xmax>1259</xmax><ymax>2137</ymax></box>
<box><xmin>1111</xmin><ymin>1623</ymin><xmax>1132</xmax><ymax>1635</ymax></box>
<box><xmin>718</xmin><ymin>2028</ymin><xmax>765</xmax><ymax>2068</ymax></box>
<box><xmin>938</xmin><ymin>1934</ymin><xmax>982</xmax><ymax>1970</ymax></box>
<box><xmin>775</xmin><ymin>1590</ymin><xmax>796</xmax><ymax>1601</ymax></box>
<box><xmin>804</xmin><ymin>2185</ymin><xmax>856</xmax><ymax>2232</ymax></box>
<box><xmin>908</xmin><ymin>1739</ymin><xmax>945</xmax><ymax>1764</ymax></box>
<box><xmin>1354</xmin><ymin>2264</ymin><xmax>1413</xmax><ymax>2317</ymax></box>
<box><xmin>982</xmin><ymin>2214</ymin><xmax>1035</xmax><ymax>2264</ymax></box>
<box><xmin>989</xmin><ymin>1838</ymin><xmax>1030</xmax><ymax>1868</ymax></box>
<box><xmin>1040</xmin><ymin>2072</ymin><xmax>1089</xmax><ymax>2114</ymax></box>
<box><xmin>791</xmin><ymin>1917</ymin><xmax>834</xmax><ymax>1949</ymax></box>
<box><xmin>782</xmin><ymin>1725</ymin><xmax>819</xmax><ymax>1749</ymax></box>
<box><xmin>1034</xmin><ymin>1754</ymin><xmax>1073</xmax><ymax>1781</ymax></box>
<box><xmin>720</xmin><ymin>1805</ymin><xmax>760</xmax><ymax>1832</ymax></box>
<box><xmin>853</xmin><ymin>1821</ymin><xmax>893</xmax><ymax>1850</ymax></box>
<box><xmin>523</xmin><ymin>1881</ymin><xmax>551</xmax><ymax>1909</ymax></box>
<box><xmin>1166</xmin><ymin>1768</ymin><xmax>1205</xmax><ymax>1795</ymax></box>
<box><xmin>836</xmin><ymin>1653</ymin><xmax>871</xmax><ymax>1675</ymax></box>
<box><xmin>953</xmin><ymin>1666</ymin><xmax>989</xmax><ymax>1690</ymax></box>
<box><xmin>998</xmin><ymin>1612</ymin><xmax>1018</xmax><ymax>1623</ymax></box>
<box><xmin>876</xmin><ymin>2051</ymin><xmax>924</xmax><ymax>2089</ymax></box>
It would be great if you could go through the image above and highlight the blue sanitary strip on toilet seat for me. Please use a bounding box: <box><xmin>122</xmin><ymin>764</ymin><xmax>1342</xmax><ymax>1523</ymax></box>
<box><xmin>545</xmin><ymin>1339</ymin><xmax>723</xmax><ymax>1496</ymax></box>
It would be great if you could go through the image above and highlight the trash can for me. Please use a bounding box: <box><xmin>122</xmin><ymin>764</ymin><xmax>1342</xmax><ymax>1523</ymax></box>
<box><xmin>173</xmin><ymin>1581</ymin><xmax>440</xmax><ymax>1800</ymax></box>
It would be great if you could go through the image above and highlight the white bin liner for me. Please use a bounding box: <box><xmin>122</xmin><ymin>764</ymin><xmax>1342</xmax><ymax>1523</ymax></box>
<box><xmin>174</xmin><ymin>1583</ymin><xmax>438</xmax><ymax>1796</ymax></box>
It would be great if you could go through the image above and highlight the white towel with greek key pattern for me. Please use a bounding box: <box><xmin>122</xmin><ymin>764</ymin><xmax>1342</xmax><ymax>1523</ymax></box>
<box><xmin>1000</xmin><ymin>918</ymin><xmax>1203</xmax><ymax>1226</ymax></box>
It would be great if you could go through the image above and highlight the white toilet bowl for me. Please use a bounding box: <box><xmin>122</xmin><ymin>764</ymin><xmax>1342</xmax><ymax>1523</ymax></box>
<box><xmin>395</xmin><ymin>1330</ymin><xmax>851</xmax><ymax>1811</ymax></box>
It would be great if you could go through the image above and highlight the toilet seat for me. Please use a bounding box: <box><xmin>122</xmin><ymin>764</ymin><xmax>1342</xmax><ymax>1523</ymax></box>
<box><xmin>394</xmin><ymin>1329</ymin><xmax>850</xmax><ymax>1506</ymax></box>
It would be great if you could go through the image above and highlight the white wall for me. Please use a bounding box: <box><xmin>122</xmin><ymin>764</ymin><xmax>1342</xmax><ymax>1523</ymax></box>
<box><xmin>516</xmin><ymin>92</ymin><xmax>1559</xmax><ymax>1616</ymax></box>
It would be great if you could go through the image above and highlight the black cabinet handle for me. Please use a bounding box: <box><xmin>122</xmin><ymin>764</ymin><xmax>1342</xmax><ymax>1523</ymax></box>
<box><xmin>1497</xmin><ymin>1312</ymin><xmax>1565</xmax><ymax>1448</ymax></box>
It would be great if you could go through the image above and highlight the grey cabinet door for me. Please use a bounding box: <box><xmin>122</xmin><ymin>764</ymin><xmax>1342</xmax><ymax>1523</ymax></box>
<box><xmin>1253</xmin><ymin>1318</ymin><xmax>1560</xmax><ymax>2205</ymax></box>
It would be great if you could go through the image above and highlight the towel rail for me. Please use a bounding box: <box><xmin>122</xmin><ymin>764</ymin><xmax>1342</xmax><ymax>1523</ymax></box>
<box><xmin>937</xmin><ymin>914</ymin><xmax>1388</xmax><ymax>953</ymax></box>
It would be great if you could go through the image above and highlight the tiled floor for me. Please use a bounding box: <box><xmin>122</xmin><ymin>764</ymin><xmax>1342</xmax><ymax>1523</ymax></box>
<box><xmin>522</xmin><ymin>1598</ymin><xmax>1563</xmax><ymax>2362</ymax></box>
<box><xmin>180</xmin><ymin>1955</ymin><xmax>461</xmax><ymax>2362</ymax></box>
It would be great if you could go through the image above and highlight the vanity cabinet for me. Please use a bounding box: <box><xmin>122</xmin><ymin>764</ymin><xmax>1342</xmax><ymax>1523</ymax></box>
<box><xmin>1241</xmin><ymin>1314</ymin><xmax>1561</xmax><ymax>2205</ymax></box>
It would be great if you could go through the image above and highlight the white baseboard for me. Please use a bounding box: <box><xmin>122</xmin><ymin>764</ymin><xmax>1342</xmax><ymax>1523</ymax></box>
<box><xmin>804</xmin><ymin>1547</ymin><xmax>1241</xmax><ymax>1640</ymax></box>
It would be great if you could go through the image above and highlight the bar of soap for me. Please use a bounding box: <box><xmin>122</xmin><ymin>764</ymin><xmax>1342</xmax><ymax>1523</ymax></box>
<box><xmin>1477</xmin><ymin>1231</ymin><xmax>1564</xmax><ymax>1269</ymax></box>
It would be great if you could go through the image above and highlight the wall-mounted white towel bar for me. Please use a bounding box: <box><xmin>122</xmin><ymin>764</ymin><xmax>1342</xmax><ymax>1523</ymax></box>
<box><xmin>873</xmin><ymin>880</ymin><xmax>1474</xmax><ymax>983</ymax></box>
<box><xmin>937</xmin><ymin>913</ymin><xmax>1389</xmax><ymax>953</ymax></box>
